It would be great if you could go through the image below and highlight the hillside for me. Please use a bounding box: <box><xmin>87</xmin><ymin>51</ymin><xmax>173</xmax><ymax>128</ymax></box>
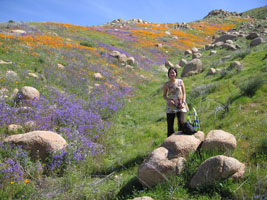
<box><xmin>0</xmin><ymin>7</ymin><xmax>267</xmax><ymax>200</ymax></box>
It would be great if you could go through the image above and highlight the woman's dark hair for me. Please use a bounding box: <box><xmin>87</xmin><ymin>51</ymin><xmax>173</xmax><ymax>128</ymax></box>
<box><xmin>168</xmin><ymin>67</ymin><xmax>177</xmax><ymax>78</ymax></box>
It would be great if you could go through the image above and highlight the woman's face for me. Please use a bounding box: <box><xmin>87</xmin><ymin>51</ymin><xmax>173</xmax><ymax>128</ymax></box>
<box><xmin>168</xmin><ymin>69</ymin><xmax>176</xmax><ymax>79</ymax></box>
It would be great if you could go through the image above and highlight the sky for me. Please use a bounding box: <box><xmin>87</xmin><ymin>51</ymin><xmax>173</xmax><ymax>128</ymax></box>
<box><xmin>0</xmin><ymin>0</ymin><xmax>266</xmax><ymax>26</ymax></box>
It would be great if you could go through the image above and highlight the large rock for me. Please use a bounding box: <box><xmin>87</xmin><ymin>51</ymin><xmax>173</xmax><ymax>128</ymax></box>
<box><xmin>161</xmin><ymin>131</ymin><xmax>205</xmax><ymax>158</ymax></box>
<box><xmin>250</xmin><ymin>37</ymin><xmax>263</xmax><ymax>48</ymax></box>
<box><xmin>189</xmin><ymin>155</ymin><xmax>245</xmax><ymax>188</ymax></box>
<box><xmin>246</xmin><ymin>32</ymin><xmax>259</xmax><ymax>40</ymax></box>
<box><xmin>201</xmin><ymin>130</ymin><xmax>236</xmax><ymax>151</ymax></box>
<box><xmin>181</xmin><ymin>59</ymin><xmax>203</xmax><ymax>77</ymax></box>
<box><xmin>4</xmin><ymin>131</ymin><xmax>67</xmax><ymax>160</ymax></box>
<box><xmin>213</xmin><ymin>34</ymin><xmax>237</xmax><ymax>43</ymax></box>
<box><xmin>138</xmin><ymin>147</ymin><xmax>179</xmax><ymax>187</ymax></box>
<box><xmin>14</xmin><ymin>86</ymin><xmax>40</xmax><ymax>104</ymax></box>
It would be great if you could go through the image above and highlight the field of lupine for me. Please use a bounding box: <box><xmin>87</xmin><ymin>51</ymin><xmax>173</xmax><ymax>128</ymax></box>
<box><xmin>0</xmin><ymin>8</ymin><xmax>267</xmax><ymax>200</ymax></box>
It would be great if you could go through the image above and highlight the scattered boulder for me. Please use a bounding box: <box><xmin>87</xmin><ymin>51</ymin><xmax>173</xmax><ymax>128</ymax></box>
<box><xmin>28</xmin><ymin>73</ymin><xmax>39</xmax><ymax>79</ymax></box>
<box><xmin>184</xmin><ymin>50</ymin><xmax>192</xmax><ymax>55</ymax></box>
<box><xmin>207</xmin><ymin>68</ymin><xmax>216</xmax><ymax>75</ymax></box>
<box><xmin>192</xmin><ymin>53</ymin><xmax>202</xmax><ymax>59</ymax></box>
<box><xmin>57</xmin><ymin>63</ymin><xmax>65</xmax><ymax>70</ymax></box>
<box><xmin>205</xmin><ymin>44</ymin><xmax>214</xmax><ymax>50</ymax></box>
<box><xmin>181</xmin><ymin>59</ymin><xmax>203</xmax><ymax>77</ymax></box>
<box><xmin>5</xmin><ymin>70</ymin><xmax>19</xmax><ymax>81</ymax></box>
<box><xmin>118</xmin><ymin>54</ymin><xmax>128</xmax><ymax>63</ymax></box>
<box><xmin>7</xmin><ymin>124</ymin><xmax>23</xmax><ymax>134</ymax></box>
<box><xmin>0</xmin><ymin>60</ymin><xmax>12</xmax><ymax>65</ymax></box>
<box><xmin>24</xmin><ymin>121</ymin><xmax>37</xmax><ymax>132</ymax></box>
<box><xmin>158</xmin><ymin>65</ymin><xmax>168</xmax><ymax>73</ymax></box>
<box><xmin>14</xmin><ymin>86</ymin><xmax>40</xmax><ymax>104</ymax></box>
<box><xmin>222</xmin><ymin>43</ymin><xmax>237</xmax><ymax>50</ymax></box>
<box><xmin>11</xmin><ymin>29</ymin><xmax>26</xmax><ymax>34</ymax></box>
<box><xmin>127</xmin><ymin>57</ymin><xmax>135</xmax><ymax>65</ymax></box>
<box><xmin>228</xmin><ymin>61</ymin><xmax>242</xmax><ymax>71</ymax></box>
<box><xmin>93</xmin><ymin>73</ymin><xmax>104</xmax><ymax>80</ymax></box>
<box><xmin>210</xmin><ymin>50</ymin><xmax>217</xmax><ymax>55</ymax></box>
<box><xmin>250</xmin><ymin>37</ymin><xmax>263</xmax><ymax>48</ymax></box>
<box><xmin>165</xmin><ymin>61</ymin><xmax>174</xmax><ymax>68</ymax></box>
<box><xmin>165</xmin><ymin>31</ymin><xmax>171</xmax><ymax>35</ymax></box>
<box><xmin>246</xmin><ymin>32</ymin><xmax>260</xmax><ymax>40</ymax></box>
<box><xmin>4</xmin><ymin>131</ymin><xmax>67</xmax><ymax>160</ymax></box>
<box><xmin>134</xmin><ymin>196</ymin><xmax>154</xmax><ymax>200</ymax></box>
<box><xmin>213</xmin><ymin>34</ymin><xmax>236</xmax><ymax>43</ymax></box>
<box><xmin>161</xmin><ymin>131</ymin><xmax>205</xmax><ymax>158</ymax></box>
<box><xmin>215</xmin><ymin>41</ymin><xmax>224</xmax><ymax>47</ymax></box>
<box><xmin>189</xmin><ymin>155</ymin><xmax>245</xmax><ymax>188</ymax></box>
<box><xmin>201</xmin><ymin>130</ymin><xmax>237</xmax><ymax>151</ymax></box>
<box><xmin>225</xmin><ymin>39</ymin><xmax>234</xmax><ymax>44</ymax></box>
<box><xmin>110</xmin><ymin>50</ymin><xmax>121</xmax><ymax>57</ymax></box>
<box><xmin>179</xmin><ymin>59</ymin><xmax>187</xmax><ymax>67</ymax></box>
<box><xmin>156</xmin><ymin>43</ymin><xmax>163</xmax><ymax>48</ymax></box>
<box><xmin>191</xmin><ymin>47</ymin><xmax>198</xmax><ymax>53</ymax></box>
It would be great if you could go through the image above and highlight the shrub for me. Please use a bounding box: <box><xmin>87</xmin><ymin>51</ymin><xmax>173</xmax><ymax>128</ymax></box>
<box><xmin>231</xmin><ymin>48</ymin><xmax>250</xmax><ymax>60</ymax></box>
<box><xmin>189</xmin><ymin>83</ymin><xmax>217</xmax><ymax>98</ymax></box>
<box><xmin>80</xmin><ymin>41</ymin><xmax>96</xmax><ymax>48</ymax></box>
<box><xmin>238</xmin><ymin>76</ymin><xmax>265</xmax><ymax>97</ymax></box>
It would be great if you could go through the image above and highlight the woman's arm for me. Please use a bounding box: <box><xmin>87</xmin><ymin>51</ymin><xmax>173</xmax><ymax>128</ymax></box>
<box><xmin>181</xmin><ymin>81</ymin><xmax>186</xmax><ymax>103</ymax></box>
<box><xmin>163</xmin><ymin>83</ymin><xmax>169</xmax><ymax>101</ymax></box>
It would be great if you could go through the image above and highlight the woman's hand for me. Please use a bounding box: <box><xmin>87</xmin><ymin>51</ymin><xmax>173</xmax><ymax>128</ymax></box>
<box><xmin>168</xmin><ymin>99</ymin><xmax>176</xmax><ymax>106</ymax></box>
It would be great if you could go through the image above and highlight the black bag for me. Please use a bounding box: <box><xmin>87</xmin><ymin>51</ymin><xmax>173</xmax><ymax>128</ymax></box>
<box><xmin>182</xmin><ymin>121</ymin><xmax>197</xmax><ymax>135</ymax></box>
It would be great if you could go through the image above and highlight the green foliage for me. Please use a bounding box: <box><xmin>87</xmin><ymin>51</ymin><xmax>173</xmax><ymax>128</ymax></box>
<box><xmin>80</xmin><ymin>40</ymin><xmax>97</xmax><ymax>48</ymax></box>
<box><xmin>238</xmin><ymin>75</ymin><xmax>265</xmax><ymax>97</ymax></box>
<box><xmin>188</xmin><ymin>83</ymin><xmax>217</xmax><ymax>99</ymax></box>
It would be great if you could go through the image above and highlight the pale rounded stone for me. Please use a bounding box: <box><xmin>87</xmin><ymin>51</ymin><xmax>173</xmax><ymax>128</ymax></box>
<box><xmin>201</xmin><ymin>130</ymin><xmax>237</xmax><ymax>151</ymax></box>
<box><xmin>189</xmin><ymin>155</ymin><xmax>245</xmax><ymax>188</ymax></box>
<box><xmin>4</xmin><ymin>131</ymin><xmax>67</xmax><ymax>160</ymax></box>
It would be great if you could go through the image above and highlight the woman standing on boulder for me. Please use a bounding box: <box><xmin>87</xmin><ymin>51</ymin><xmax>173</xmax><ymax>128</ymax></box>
<box><xmin>163</xmin><ymin>67</ymin><xmax>188</xmax><ymax>137</ymax></box>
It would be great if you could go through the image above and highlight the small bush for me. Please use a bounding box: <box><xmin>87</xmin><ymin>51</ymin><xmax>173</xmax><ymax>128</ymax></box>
<box><xmin>189</xmin><ymin>83</ymin><xmax>217</xmax><ymax>98</ymax></box>
<box><xmin>80</xmin><ymin>41</ymin><xmax>96</xmax><ymax>48</ymax></box>
<box><xmin>231</xmin><ymin>48</ymin><xmax>250</xmax><ymax>60</ymax></box>
<box><xmin>238</xmin><ymin>76</ymin><xmax>265</xmax><ymax>97</ymax></box>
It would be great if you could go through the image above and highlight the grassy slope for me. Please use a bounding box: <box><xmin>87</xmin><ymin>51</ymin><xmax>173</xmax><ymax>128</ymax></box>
<box><xmin>0</xmin><ymin>7</ymin><xmax>266</xmax><ymax>200</ymax></box>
